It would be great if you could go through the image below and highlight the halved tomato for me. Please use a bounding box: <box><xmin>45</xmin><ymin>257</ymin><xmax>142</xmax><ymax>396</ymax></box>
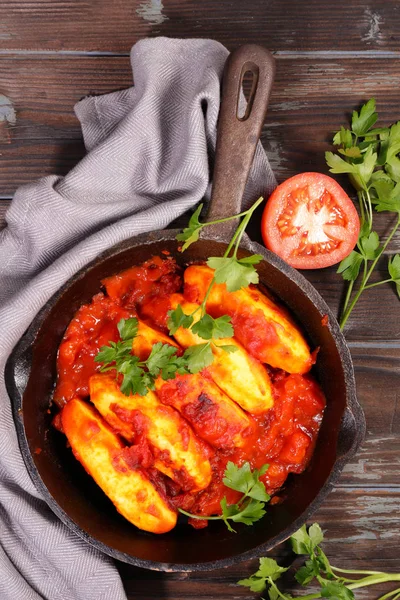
<box><xmin>261</xmin><ymin>173</ymin><xmax>360</xmax><ymax>269</ymax></box>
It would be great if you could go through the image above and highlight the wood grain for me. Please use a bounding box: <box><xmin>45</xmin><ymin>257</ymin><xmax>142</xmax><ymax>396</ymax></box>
<box><xmin>115</xmin><ymin>489</ymin><xmax>400</xmax><ymax>599</ymax></box>
<box><xmin>3</xmin><ymin>55</ymin><xmax>400</xmax><ymax>191</ymax></box>
<box><xmin>0</xmin><ymin>0</ymin><xmax>398</xmax><ymax>53</ymax></box>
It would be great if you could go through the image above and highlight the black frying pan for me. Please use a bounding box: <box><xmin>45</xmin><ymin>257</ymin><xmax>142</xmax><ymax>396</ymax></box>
<box><xmin>5</xmin><ymin>45</ymin><xmax>365</xmax><ymax>572</ymax></box>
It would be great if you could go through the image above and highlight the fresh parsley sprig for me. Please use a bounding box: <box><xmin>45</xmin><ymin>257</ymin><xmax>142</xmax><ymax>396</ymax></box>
<box><xmin>169</xmin><ymin>196</ymin><xmax>264</xmax><ymax>344</ymax></box>
<box><xmin>95</xmin><ymin>317</ymin><xmax>191</xmax><ymax>396</ymax></box>
<box><xmin>325</xmin><ymin>98</ymin><xmax>400</xmax><ymax>329</ymax></box>
<box><xmin>178</xmin><ymin>461</ymin><xmax>270</xmax><ymax>533</ymax></box>
<box><xmin>238</xmin><ymin>523</ymin><xmax>400</xmax><ymax>600</ymax></box>
<box><xmin>95</xmin><ymin>316</ymin><xmax>222</xmax><ymax>396</ymax></box>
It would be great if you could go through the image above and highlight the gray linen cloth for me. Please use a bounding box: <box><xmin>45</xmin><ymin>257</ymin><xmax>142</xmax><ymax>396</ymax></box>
<box><xmin>0</xmin><ymin>37</ymin><xmax>276</xmax><ymax>600</ymax></box>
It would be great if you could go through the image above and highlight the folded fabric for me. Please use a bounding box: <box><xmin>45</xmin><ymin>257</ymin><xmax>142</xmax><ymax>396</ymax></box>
<box><xmin>0</xmin><ymin>37</ymin><xmax>276</xmax><ymax>600</ymax></box>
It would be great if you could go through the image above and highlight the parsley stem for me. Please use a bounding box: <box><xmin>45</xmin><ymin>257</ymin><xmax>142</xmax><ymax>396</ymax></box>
<box><xmin>178</xmin><ymin>508</ymin><xmax>223</xmax><ymax>521</ymax></box>
<box><xmin>358</xmin><ymin>190</ymin><xmax>365</xmax><ymax>225</ymax></box>
<box><xmin>346</xmin><ymin>574</ymin><xmax>400</xmax><ymax>590</ymax></box>
<box><xmin>232</xmin><ymin>196</ymin><xmax>264</xmax><ymax>258</ymax></box>
<box><xmin>223</xmin><ymin>221</ymin><xmax>244</xmax><ymax>257</ymax></box>
<box><xmin>270</xmin><ymin>578</ymin><xmax>292</xmax><ymax>600</ymax></box>
<box><xmin>330</xmin><ymin>565</ymin><xmax>383</xmax><ymax>576</ymax></box>
<box><xmin>363</xmin><ymin>278</ymin><xmax>393</xmax><ymax>290</ymax></box>
<box><xmin>340</xmin><ymin>215</ymin><xmax>400</xmax><ymax>329</ymax></box>
<box><xmin>378</xmin><ymin>588</ymin><xmax>400</xmax><ymax>600</ymax></box>
<box><xmin>341</xmin><ymin>279</ymin><xmax>354</xmax><ymax>316</ymax></box>
<box><xmin>203</xmin><ymin>208</ymin><xmax>259</xmax><ymax>228</ymax></box>
<box><xmin>194</xmin><ymin>197</ymin><xmax>265</xmax><ymax>320</ymax></box>
<box><xmin>287</xmin><ymin>575</ymin><xmax>400</xmax><ymax>600</ymax></box>
<box><xmin>363</xmin><ymin>187</ymin><xmax>373</xmax><ymax>232</ymax></box>
<box><xmin>200</xmin><ymin>276</ymin><xmax>216</xmax><ymax>316</ymax></box>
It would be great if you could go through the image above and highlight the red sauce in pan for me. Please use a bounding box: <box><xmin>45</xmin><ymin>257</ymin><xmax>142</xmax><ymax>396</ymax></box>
<box><xmin>54</xmin><ymin>255</ymin><xmax>325</xmax><ymax>526</ymax></box>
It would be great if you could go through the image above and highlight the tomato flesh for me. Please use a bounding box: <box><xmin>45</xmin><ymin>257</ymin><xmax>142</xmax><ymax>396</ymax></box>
<box><xmin>262</xmin><ymin>173</ymin><xmax>360</xmax><ymax>269</ymax></box>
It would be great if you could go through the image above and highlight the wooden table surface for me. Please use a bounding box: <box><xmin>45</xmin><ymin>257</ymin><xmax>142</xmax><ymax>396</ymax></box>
<box><xmin>1</xmin><ymin>1</ymin><xmax>400</xmax><ymax>598</ymax></box>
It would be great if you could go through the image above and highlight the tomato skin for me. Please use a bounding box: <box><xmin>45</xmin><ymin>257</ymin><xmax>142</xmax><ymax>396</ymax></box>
<box><xmin>261</xmin><ymin>172</ymin><xmax>360</xmax><ymax>269</ymax></box>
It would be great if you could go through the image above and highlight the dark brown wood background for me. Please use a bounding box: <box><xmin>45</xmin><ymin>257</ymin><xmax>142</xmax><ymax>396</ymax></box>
<box><xmin>1</xmin><ymin>1</ymin><xmax>399</xmax><ymax>598</ymax></box>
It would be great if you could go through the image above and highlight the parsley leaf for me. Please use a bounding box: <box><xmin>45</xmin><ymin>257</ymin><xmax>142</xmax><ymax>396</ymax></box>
<box><xmin>237</xmin><ymin>575</ymin><xmax>268</xmax><ymax>593</ymax></box>
<box><xmin>146</xmin><ymin>342</ymin><xmax>189</xmax><ymax>380</ymax></box>
<box><xmin>207</xmin><ymin>255</ymin><xmax>262</xmax><ymax>292</ymax></box>
<box><xmin>191</xmin><ymin>313</ymin><xmax>234</xmax><ymax>340</ymax></box>
<box><xmin>183</xmin><ymin>342</ymin><xmax>214</xmax><ymax>373</ymax></box>
<box><xmin>223</xmin><ymin>461</ymin><xmax>270</xmax><ymax>501</ymax></box>
<box><xmin>238</xmin><ymin>557</ymin><xmax>288</xmax><ymax>594</ymax></box>
<box><xmin>351</xmin><ymin>98</ymin><xmax>378</xmax><ymax>136</ymax></box>
<box><xmin>388</xmin><ymin>253</ymin><xmax>400</xmax><ymax>280</ymax></box>
<box><xmin>385</xmin><ymin>156</ymin><xmax>400</xmax><ymax>182</ymax></box>
<box><xmin>321</xmin><ymin>581</ymin><xmax>355</xmax><ymax>600</ymax></box>
<box><xmin>230</xmin><ymin>498</ymin><xmax>266</xmax><ymax>526</ymax></box>
<box><xmin>167</xmin><ymin>305</ymin><xmax>194</xmax><ymax>335</ymax></box>
<box><xmin>291</xmin><ymin>524</ymin><xmax>313</xmax><ymax>554</ymax></box>
<box><xmin>223</xmin><ymin>461</ymin><xmax>254</xmax><ymax>494</ymax></box>
<box><xmin>258</xmin><ymin>557</ymin><xmax>289</xmax><ymax>581</ymax></box>
<box><xmin>373</xmin><ymin>182</ymin><xmax>400</xmax><ymax>214</ymax></box>
<box><xmin>355</xmin><ymin>145</ymin><xmax>377</xmax><ymax>185</ymax></box>
<box><xmin>333</xmin><ymin>126</ymin><xmax>353</xmax><ymax>148</ymax></box>
<box><xmin>117</xmin><ymin>317</ymin><xmax>139</xmax><ymax>341</ymax></box>
<box><xmin>176</xmin><ymin>203</ymin><xmax>204</xmax><ymax>251</ymax></box>
<box><xmin>388</xmin><ymin>254</ymin><xmax>400</xmax><ymax>298</ymax></box>
<box><xmin>96</xmin><ymin>318</ymin><xmax>190</xmax><ymax>396</ymax></box>
<box><xmin>295</xmin><ymin>560</ymin><xmax>318</xmax><ymax>586</ymax></box>
<box><xmin>358</xmin><ymin>231</ymin><xmax>381</xmax><ymax>260</ymax></box>
<box><xmin>216</xmin><ymin>344</ymin><xmax>238</xmax><ymax>353</ymax></box>
<box><xmin>179</xmin><ymin>461</ymin><xmax>270</xmax><ymax>532</ymax></box>
<box><xmin>325</xmin><ymin>152</ymin><xmax>358</xmax><ymax>175</ymax></box>
<box><xmin>308</xmin><ymin>522</ymin><xmax>324</xmax><ymax>548</ymax></box>
<box><xmin>336</xmin><ymin>251</ymin><xmax>363</xmax><ymax>281</ymax></box>
<box><xmin>95</xmin><ymin>344</ymin><xmax>119</xmax><ymax>366</ymax></box>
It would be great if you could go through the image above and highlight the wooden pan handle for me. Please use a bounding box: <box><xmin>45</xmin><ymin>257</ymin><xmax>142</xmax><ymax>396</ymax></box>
<box><xmin>206</xmin><ymin>44</ymin><xmax>275</xmax><ymax>236</ymax></box>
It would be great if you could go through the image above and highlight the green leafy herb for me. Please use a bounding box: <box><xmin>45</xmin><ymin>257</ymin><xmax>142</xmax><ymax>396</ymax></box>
<box><xmin>191</xmin><ymin>314</ymin><xmax>234</xmax><ymax>340</ymax></box>
<box><xmin>171</xmin><ymin>196</ymin><xmax>265</xmax><ymax>348</ymax></box>
<box><xmin>216</xmin><ymin>344</ymin><xmax>239</xmax><ymax>353</ymax></box>
<box><xmin>388</xmin><ymin>254</ymin><xmax>400</xmax><ymax>298</ymax></box>
<box><xmin>351</xmin><ymin>98</ymin><xmax>378</xmax><ymax>137</ymax></box>
<box><xmin>167</xmin><ymin>304</ymin><xmax>194</xmax><ymax>335</ymax></box>
<box><xmin>207</xmin><ymin>254</ymin><xmax>263</xmax><ymax>292</ymax></box>
<box><xmin>176</xmin><ymin>203</ymin><xmax>204</xmax><ymax>251</ymax></box>
<box><xmin>95</xmin><ymin>317</ymin><xmax>195</xmax><ymax>396</ymax></box>
<box><xmin>335</xmin><ymin>251</ymin><xmax>363</xmax><ymax>282</ymax></box>
<box><xmin>325</xmin><ymin>99</ymin><xmax>400</xmax><ymax>329</ymax></box>
<box><xmin>238</xmin><ymin>522</ymin><xmax>400</xmax><ymax>600</ymax></box>
<box><xmin>182</xmin><ymin>342</ymin><xmax>214</xmax><ymax>373</ymax></box>
<box><xmin>178</xmin><ymin>461</ymin><xmax>270</xmax><ymax>533</ymax></box>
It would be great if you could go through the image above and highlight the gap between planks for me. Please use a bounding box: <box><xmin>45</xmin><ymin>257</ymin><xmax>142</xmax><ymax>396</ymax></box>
<box><xmin>2</xmin><ymin>49</ymin><xmax>400</xmax><ymax>58</ymax></box>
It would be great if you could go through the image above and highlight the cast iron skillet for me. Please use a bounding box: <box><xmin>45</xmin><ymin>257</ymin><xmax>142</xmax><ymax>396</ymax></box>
<box><xmin>5</xmin><ymin>45</ymin><xmax>365</xmax><ymax>572</ymax></box>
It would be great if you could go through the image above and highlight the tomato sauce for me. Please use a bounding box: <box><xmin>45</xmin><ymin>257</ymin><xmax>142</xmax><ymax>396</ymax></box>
<box><xmin>54</xmin><ymin>255</ymin><xmax>325</xmax><ymax>527</ymax></box>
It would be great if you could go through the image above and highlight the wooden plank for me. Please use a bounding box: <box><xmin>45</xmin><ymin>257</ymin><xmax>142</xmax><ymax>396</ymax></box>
<box><xmin>2</xmin><ymin>55</ymin><xmax>400</xmax><ymax>187</ymax></box>
<box><xmin>340</xmin><ymin>435</ymin><xmax>400</xmax><ymax>487</ymax></box>
<box><xmin>0</xmin><ymin>203</ymin><xmax>7</xmax><ymax>230</ymax></box>
<box><xmin>116</xmin><ymin>489</ymin><xmax>400</xmax><ymax>600</ymax></box>
<box><xmin>0</xmin><ymin>0</ymin><xmax>398</xmax><ymax>53</ymax></box>
<box><xmin>352</xmin><ymin>347</ymin><xmax>400</xmax><ymax>435</ymax></box>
